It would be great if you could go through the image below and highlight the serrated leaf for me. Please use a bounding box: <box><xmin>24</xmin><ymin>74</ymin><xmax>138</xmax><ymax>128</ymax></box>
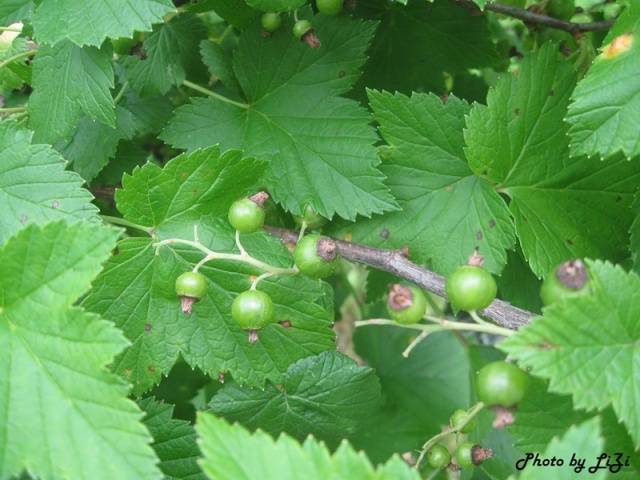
<box><xmin>0</xmin><ymin>0</ymin><xmax>32</xmax><ymax>24</ymax></box>
<box><xmin>464</xmin><ymin>43</ymin><xmax>640</xmax><ymax>277</ymax></box>
<box><xmin>32</xmin><ymin>0</ymin><xmax>175</xmax><ymax>47</ymax></box>
<box><xmin>518</xmin><ymin>419</ymin><xmax>606</xmax><ymax>480</ymax></box>
<box><xmin>161</xmin><ymin>16</ymin><xmax>398</xmax><ymax>220</ymax></box>
<box><xmin>140</xmin><ymin>398</ymin><xmax>205</xmax><ymax>480</ymax></box>
<box><xmin>199</xmin><ymin>0</ymin><xmax>258</xmax><ymax>28</ymax></box>
<box><xmin>83</xmin><ymin>147</ymin><xmax>336</xmax><ymax>394</ymax></box>
<box><xmin>566</xmin><ymin>28</ymin><xmax>640</xmax><ymax>160</ymax></box>
<box><xmin>0</xmin><ymin>121</ymin><xmax>98</xmax><ymax>243</ymax></box>
<box><xmin>501</xmin><ymin>260</ymin><xmax>640</xmax><ymax>447</ymax></box>
<box><xmin>510</xmin><ymin>378</ymin><xmax>640</xmax><ymax>478</ymax></box>
<box><xmin>124</xmin><ymin>13</ymin><xmax>208</xmax><ymax>97</ymax></box>
<box><xmin>196</xmin><ymin>413</ymin><xmax>420</xmax><ymax>480</ymax></box>
<box><xmin>340</xmin><ymin>90</ymin><xmax>515</xmax><ymax>276</ymax></box>
<box><xmin>0</xmin><ymin>221</ymin><xmax>162</xmax><ymax>480</ymax></box>
<box><xmin>55</xmin><ymin>106</ymin><xmax>137</xmax><ymax>181</ymax></box>
<box><xmin>29</xmin><ymin>41</ymin><xmax>115</xmax><ymax>144</ymax></box>
<box><xmin>356</xmin><ymin>0</ymin><xmax>498</xmax><ymax>94</ymax></box>
<box><xmin>200</xmin><ymin>40</ymin><xmax>242</xmax><ymax>96</ymax></box>
<box><xmin>209</xmin><ymin>351</ymin><xmax>381</xmax><ymax>445</ymax></box>
<box><xmin>245</xmin><ymin>0</ymin><xmax>305</xmax><ymax>11</ymax></box>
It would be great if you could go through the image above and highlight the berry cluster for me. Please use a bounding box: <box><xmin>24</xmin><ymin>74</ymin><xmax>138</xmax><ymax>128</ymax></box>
<box><xmin>424</xmin><ymin>361</ymin><xmax>529</xmax><ymax>472</ymax></box>
<box><xmin>172</xmin><ymin>193</ymin><xmax>336</xmax><ymax>343</ymax></box>
<box><xmin>260</xmin><ymin>0</ymin><xmax>344</xmax><ymax>47</ymax></box>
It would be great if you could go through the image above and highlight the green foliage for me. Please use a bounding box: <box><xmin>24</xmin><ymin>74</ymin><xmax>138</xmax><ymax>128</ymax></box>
<box><xmin>1</xmin><ymin>1</ymin><xmax>638</xmax><ymax>477</ymax></box>
<box><xmin>0</xmin><ymin>222</ymin><xmax>160</xmax><ymax>480</ymax></box>
<box><xmin>197</xmin><ymin>413</ymin><xmax>420</xmax><ymax>479</ymax></box>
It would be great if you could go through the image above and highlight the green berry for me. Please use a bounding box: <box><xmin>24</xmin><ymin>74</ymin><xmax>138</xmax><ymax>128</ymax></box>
<box><xmin>450</xmin><ymin>409</ymin><xmax>477</xmax><ymax>434</ymax></box>
<box><xmin>476</xmin><ymin>361</ymin><xmax>529</xmax><ymax>408</ymax></box>
<box><xmin>387</xmin><ymin>284</ymin><xmax>427</xmax><ymax>325</ymax></box>
<box><xmin>175</xmin><ymin>271</ymin><xmax>208</xmax><ymax>299</ymax></box>
<box><xmin>455</xmin><ymin>442</ymin><xmax>475</xmax><ymax>468</ymax></box>
<box><xmin>446</xmin><ymin>265</ymin><xmax>497</xmax><ymax>311</ymax></box>
<box><xmin>261</xmin><ymin>12</ymin><xmax>281</xmax><ymax>32</ymax></box>
<box><xmin>294</xmin><ymin>205</ymin><xmax>327</xmax><ymax>230</ymax></box>
<box><xmin>427</xmin><ymin>444</ymin><xmax>451</xmax><ymax>469</ymax></box>
<box><xmin>540</xmin><ymin>259</ymin><xmax>590</xmax><ymax>307</ymax></box>
<box><xmin>547</xmin><ymin>0</ymin><xmax>575</xmax><ymax>20</ymax></box>
<box><xmin>231</xmin><ymin>290</ymin><xmax>275</xmax><ymax>330</ymax></box>
<box><xmin>228</xmin><ymin>197</ymin><xmax>265</xmax><ymax>234</ymax></box>
<box><xmin>175</xmin><ymin>271</ymin><xmax>208</xmax><ymax>314</ymax></box>
<box><xmin>294</xmin><ymin>234</ymin><xmax>338</xmax><ymax>278</ymax></box>
<box><xmin>293</xmin><ymin>19</ymin><xmax>312</xmax><ymax>40</ymax></box>
<box><xmin>317</xmin><ymin>0</ymin><xmax>343</xmax><ymax>16</ymax></box>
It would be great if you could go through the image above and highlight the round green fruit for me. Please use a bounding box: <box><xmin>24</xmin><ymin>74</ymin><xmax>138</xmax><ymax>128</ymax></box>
<box><xmin>231</xmin><ymin>290</ymin><xmax>275</xmax><ymax>330</ymax></box>
<box><xmin>261</xmin><ymin>12</ymin><xmax>281</xmax><ymax>32</ymax></box>
<box><xmin>387</xmin><ymin>284</ymin><xmax>427</xmax><ymax>325</ymax></box>
<box><xmin>317</xmin><ymin>0</ymin><xmax>343</xmax><ymax>16</ymax></box>
<box><xmin>427</xmin><ymin>444</ymin><xmax>451</xmax><ymax>469</ymax></box>
<box><xmin>540</xmin><ymin>259</ymin><xmax>590</xmax><ymax>307</ymax></box>
<box><xmin>228</xmin><ymin>198</ymin><xmax>265</xmax><ymax>234</ymax></box>
<box><xmin>455</xmin><ymin>442</ymin><xmax>475</xmax><ymax>468</ymax></box>
<box><xmin>293</xmin><ymin>19</ymin><xmax>312</xmax><ymax>39</ymax></box>
<box><xmin>294</xmin><ymin>234</ymin><xmax>338</xmax><ymax>278</ymax></box>
<box><xmin>450</xmin><ymin>409</ymin><xmax>477</xmax><ymax>434</ymax></box>
<box><xmin>175</xmin><ymin>271</ymin><xmax>208</xmax><ymax>299</ymax></box>
<box><xmin>294</xmin><ymin>205</ymin><xmax>327</xmax><ymax>230</ymax></box>
<box><xmin>476</xmin><ymin>361</ymin><xmax>529</xmax><ymax>408</ymax></box>
<box><xmin>446</xmin><ymin>265</ymin><xmax>497</xmax><ymax>311</ymax></box>
<box><xmin>547</xmin><ymin>0</ymin><xmax>575</xmax><ymax>20</ymax></box>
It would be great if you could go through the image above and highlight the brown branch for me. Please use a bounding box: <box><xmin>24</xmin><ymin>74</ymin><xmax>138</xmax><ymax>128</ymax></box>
<box><xmin>457</xmin><ymin>0</ymin><xmax>614</xmax><ymax>34</ymax></box>
<box><xmin>265</xmin><ymin>226</ymin><xmax>535</xmax><ymax>330</ymax></box>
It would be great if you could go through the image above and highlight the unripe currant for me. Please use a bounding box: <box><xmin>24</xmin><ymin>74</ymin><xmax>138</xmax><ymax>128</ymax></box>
<box><xmin>426</xmin><ymin>444</ymin><xmax>451</xmax><ymax>469</ymax></box>
<box><xmin>228</xmin><ymin>192</ymin><xmax>268</xmax><ymax>234</ymax></box>
<box><xmin>317</xmin><ymin>0</ymin><xmax>343</xmax><ymax>16</ymax></box>
<box><xmin>175</xmin><ymin>271</ymin><xmax>208</xmax><ymax>314</ymax></box>
<box><xmin>387</xmin><ymin>284</ymin><xmax>427</xmax><ymax>324</ymax></box>
<box><xmin>450</xmin><ymin>409</ymin><xmax>477</xmax><ymax>433</ymax></box>
<box><xmin>540</xmin><ymin>259</ymin><xmax>590</xmax><ymax>306</ymax></box>
<box><xmin>476</xmin><ymin>361</ymin><xmax>529</xmax><ymax>408</ymax></box>
<box><xmin>261</xmin><ymin>12</ymin><xmax>281</xmax><ymax>32</ymax></box>
<box><xmin>294</xmin><ymin>234</ymin><xmax>338</xmax><ymax>278</ymax></box>
<box><xmin>446</xmin><ymin>253</ymin><xmax>497</xmax><ymax>311</ymax></box>
<box><xmin>292</xmin><ymin>19</ymin><xmax>321</xmax><ymax>48</ymax></box>
<box><xmin>455</xmin><ymin>442</ymin><xmax>493</xmax><ymax>468</ymax></box>
<box><xmin>294</xmin><ymin>205</ymin><xmax>327</xmax><ymax>230</ymax></box>
<box><xmin>232</xmin><ymin>289</ymin><xmax>275</xmax><ymax>343</ymax></box>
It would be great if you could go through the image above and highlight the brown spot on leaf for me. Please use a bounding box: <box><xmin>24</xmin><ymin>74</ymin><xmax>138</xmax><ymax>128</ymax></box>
<box><xmin>565</xmin><ymin>239</ymin><xmax>574</xmax><ymax>246</ymax></box>
<box><xmin>147</xmin><ymin>365</ymin><xmax>156</xmax><ymax>374</ymax></box>
<box><xmin>19</xmin><ymin>214</ymin><xmax>28</xmax><ymax>224</ymax></box>
<box><xmin>379</xmin><ymin>228</ymin><xmax>390</xmax><ymax>240</ymax></box>
<box><xmin>338</xmin><ymin>70</ymin><xmax>346</xmax><ymax>78</ymax></box>
<box><xmin>602</xmin><ymin>33</ymin><xmax>634</xmax><ymax>59</ymax></box>
<box><xmin>51</xmin><ymin>200</ymin><xmax>60</xmax><ymax>209</ymax></box>
<box><xmin>144</xmin><ymin>323</ymin><xmax>152</xmax><ymax>332</ymax></box>
<box><xmin>476</xmin><ymin>231</ymin><xmax>483</xmax><ymax>241</ymax></box>
<box><xmin>514</xmin><ymin>108</ymin><xmax>520</xmax><ymax>116</ymax></box>
<box><xmin>488</xmin><ymin>219</ymin><xmax>496</xmax><ymax>229</ymax></box>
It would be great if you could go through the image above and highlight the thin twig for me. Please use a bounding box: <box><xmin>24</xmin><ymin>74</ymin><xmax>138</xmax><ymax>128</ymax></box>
<box><xmin>458</xmin><ymin>0</ymin><xmax>614</xmax><ymax>34</ymax></box>
<box><xmin>265</xmin><ymin>226</ymin><xmax>535</xmax><ymax>330</ymax></box>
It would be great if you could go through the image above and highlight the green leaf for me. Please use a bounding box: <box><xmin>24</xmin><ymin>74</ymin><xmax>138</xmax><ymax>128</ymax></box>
<box><xmin>124</xmin><ymin>13</ymin><xmax>208</xmax><ymax>97</ymax></box>
<box><xmin>200</xmin><ymin>40</ymin><xmax>242</xmax><ymax>96</ymax></box>
<box><xmin>464</xmin><ymin>43</ymin><xmax>640</xmax><ymax>277</ymax></box>
<box><xmin>340</xmin><ymin>90</ymin><xmax>515</xmax><ymax>276</ymax></box>
<box><xmin>0</xmin><ymin>36</ymin><xmax>31</xmax><ymax>91</ymax></box>
<box><xmin>0</xmin><ymin>0</ymin><xmax>32</xmax><ymax>25</ymax></box>
<box><xmin>245</xmin><ymin>0</ymin><xmax>306</xmax><ymax>11</ymax></box>
<box><xmin>518</xmin><ymin>419</ymin><xmax>606</xmax><ymax>480</ymax></box>
<box><xmin>0</xmin><ymin>121</ymin><xmax>98</xmax><ymax>244</ymax></box>
<box><xmin>356</xmin><ymin>0</ymin><xmax>498</xmax><ymax>94</ymax></box>
<box><xmin>501</xmin><ymin>260</ymin><xmax>640</xmax><ymax>447</ymax></box>
<box><xmin>32</xmin><ymin>0</ymin><xmax>175</xmax><ymax>47</ymax></box>
<box><xmin>565</xmin><ymin>29</ymin><xmax>640</xmax><ymax>160</ymax></box>
<box><xmin>209</xmin><ymin>351</ymin><xmax>381</xmax><ymax>445</ymax></box>
<box><xmin>510</xmin><ymin>378</ymin><xmax>640</xmax><ymax>478</ymax></box>
<box><xmin>54</xmin><ymin>106</ymin><xmax>137</xmax><ymax>181</ymax></box>
<box><xmin>83</xmin><ymin>147</ymin><xmax>336</xmax><ymax>394</ymax></box>
<box><xmin>350</xmin><ymin>328</ymin><xmax>471</xmax><ymax>462</ymax></box>
<box><xmin>0</xmin><ymin>221</ymin><xmax>162</xmax><ymax>480</ymax></box>
<box><xmin>140</xmin><ymin>398</ymin><xmax>205</xmax><ymax>480</ymax></box>
<box><xmin>161</xmin><ymin>15</ymin><xmax>398</xmax><ymax>220</ymax></box>
<box><xmin>197</xmin><ymin>0</ymin><xmax>258</xmax><ymax>28</ymax></box>
<box><xmin>196</xmin><ymin>413</ymin><xmax>421</xmax><ymax>480</ymax></box>
<box><xmin>29</xmin><ymin>41</ymin><xmax>115</xmax><ymax>144</ymax></box>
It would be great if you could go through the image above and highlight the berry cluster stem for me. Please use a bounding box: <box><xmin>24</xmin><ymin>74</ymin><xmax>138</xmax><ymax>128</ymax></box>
<box><xmin>154</xmin><ymin>227</ymin><xmax>298</xmax><ymax>283</ymax></box>
<box><xmin>415</xmin><ymin>402</ymin><xmax>485</xmax><ymax>468</ymax></box>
